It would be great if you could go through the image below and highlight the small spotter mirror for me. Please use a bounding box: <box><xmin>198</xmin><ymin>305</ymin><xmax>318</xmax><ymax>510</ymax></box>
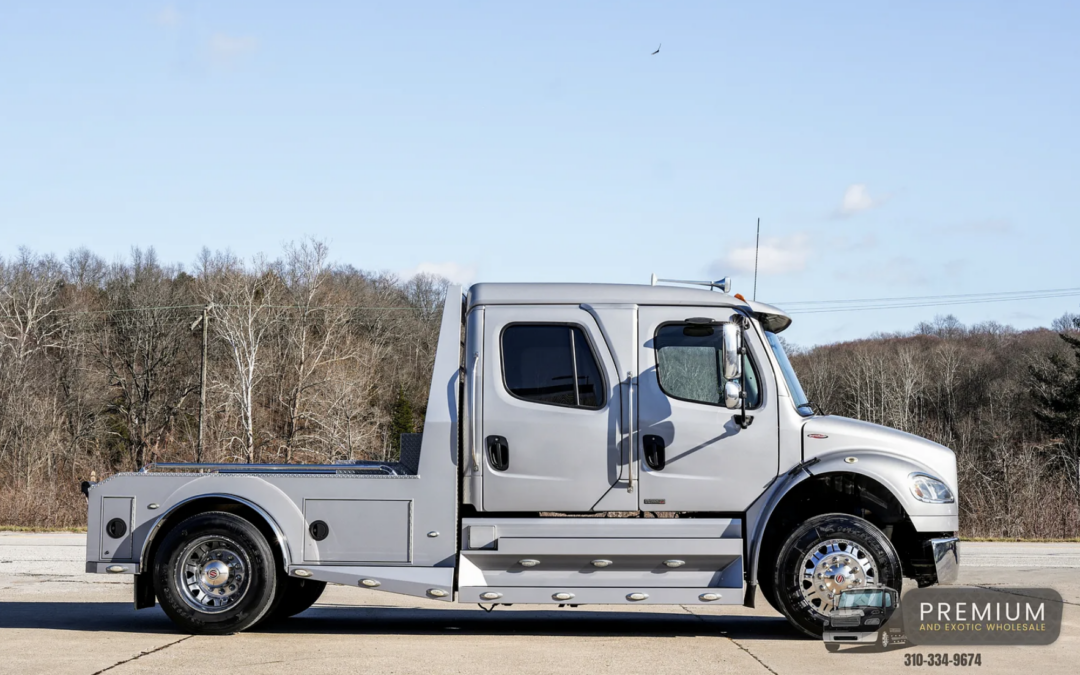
<box><xmin>723</xmin><ymin>380</ymin><xmax>741</xmax><ymax>409</ymax></box>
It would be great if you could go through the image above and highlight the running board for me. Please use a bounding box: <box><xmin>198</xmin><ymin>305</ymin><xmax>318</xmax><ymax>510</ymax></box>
<box><xmin>459</xmin><ymin>586</ymin><xmax>743</xmax><ymax>605</ymax></box>
<box><xmin>458</xmin><ymin>517</ymin><xmax>745</xmax><ymax>603</ymax></box>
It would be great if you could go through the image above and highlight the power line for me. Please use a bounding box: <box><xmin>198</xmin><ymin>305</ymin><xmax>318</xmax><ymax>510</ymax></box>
<box><xmin>778</xmin><ymin>286</ymin><xmax>1080</xmax><ymax>307</ymax></box>
<box><xmin>0</xmin><ymin>304</ymin><xmax>425</xmax><ymax>321</ymax></box>
<box><xmin>784</xmin><ymin>289</ymin><xmax>1080</xmax><ymax>315</ymax></box>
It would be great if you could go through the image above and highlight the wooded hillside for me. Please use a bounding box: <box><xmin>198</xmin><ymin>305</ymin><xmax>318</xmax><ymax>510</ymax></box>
<box><xmin>790</xmin><ymin>313</ymin><xmax>1080</xmax><ymax>539</ymax></box>
<box><xmin>1</xmin><ymin>243</ymin><xmax>1077</xmax><ymax>538</ymax></box>
<box><xmin>0</xmin><ymin>242</ymin><xmax>446</xmax><ymax>527</ymax></box>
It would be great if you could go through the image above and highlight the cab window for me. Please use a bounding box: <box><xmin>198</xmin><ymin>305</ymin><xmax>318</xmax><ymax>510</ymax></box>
<box><xmin>502</xmin><ymin>324</ymin><xmax>604</xmax><ymax>409</ymax></box>
<box><xmin>654</xmin><ymin>323</ymin><xmax>760</xmax><ymax>407</ymax></box>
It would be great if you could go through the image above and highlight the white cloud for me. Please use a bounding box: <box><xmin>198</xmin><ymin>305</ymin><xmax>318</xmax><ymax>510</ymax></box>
<box><xmin>713</xmin><ymin>233</ymin><xmax>811</xmax><ymax>276</ymax></box>
<box><xmin>155</xmin><ymin>6</ymin><xmax>181</xmax><ymax>26</ymax></box>
<box><xmin>402</xmin><ymin>262</ymin><xmax>477</xmax><ymax>286</ymax></box>
<box><xmin>209</xmin><ymin>34</ymin><xmax>259</xmax><ymax>63</ymax></box>
<box><xmin>837</xmin><ymin>183</ymin><xmax>885</xmax><ymax>217</ymax></box>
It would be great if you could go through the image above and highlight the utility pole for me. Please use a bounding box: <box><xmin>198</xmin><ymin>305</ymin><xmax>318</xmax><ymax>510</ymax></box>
<box><xmin>753</xmin><ymin>217</ymin><xmax>761</xmax><ymax>301</ymax></box>
<box><xmin>190</xmin><ymin>303</ymin><xmax>214</xmax><ymax>463</ymax></box>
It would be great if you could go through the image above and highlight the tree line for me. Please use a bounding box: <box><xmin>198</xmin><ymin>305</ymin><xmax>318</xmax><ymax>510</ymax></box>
<box><xmin>1</xmin><ymin>243</ymin><xmax>1077</xmax><ymax>538</ymax></box>
<box><xmin>0</xmin><ymin>242</ymin><xmax>445</xmax><ymax>527</ymax></box>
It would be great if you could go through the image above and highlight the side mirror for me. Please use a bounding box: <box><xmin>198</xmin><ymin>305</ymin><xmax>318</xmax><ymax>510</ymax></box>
<box><xmin>722</xmin><ymin>322</ymin><xmax>742</xmax><ymax>381</ymax></box>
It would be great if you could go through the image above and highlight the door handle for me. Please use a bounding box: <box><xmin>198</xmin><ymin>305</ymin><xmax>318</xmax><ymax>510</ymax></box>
<box><xmin>643</xmin><ymin>435</ymin><xmax>666</xmax><ymax>471</ymax></box>
<box><xmin>486</xmin><ymin>435</ymin><xmax>509</xmax><ymax>471</ymax></box>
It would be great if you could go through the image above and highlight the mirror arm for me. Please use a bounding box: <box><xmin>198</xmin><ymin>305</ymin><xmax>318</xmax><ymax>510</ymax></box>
<box><xmin>733</xmin><ymin>333</ymin><xmax>754</xmax><ymax>429</ymax></box>
<box><xmin>734</xmin><ymin>388</ymin><xmax>754</xmax><ymax>429</ymax></box>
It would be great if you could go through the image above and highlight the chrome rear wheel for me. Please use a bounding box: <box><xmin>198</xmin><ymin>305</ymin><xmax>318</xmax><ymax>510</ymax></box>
<box><xmin>153</xmin><ymin>511</ymin><xmax>278</xmax><ymax>635</ymax></box>
<box><xmin>175</xmin><ymin>535</ymin><xmax>251</xmax><ymax>613</ymax></box>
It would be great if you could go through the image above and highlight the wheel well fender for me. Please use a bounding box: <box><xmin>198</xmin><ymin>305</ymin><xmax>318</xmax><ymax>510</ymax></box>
<box><xmin>139</xmin><ymin>478</ymin><xmax>303</xmax><ymax>571</ymax></box>
<box><xmin>750</xmin><ymin>457</ymin><xmax>928</xmax><ymax>586</ymax></box>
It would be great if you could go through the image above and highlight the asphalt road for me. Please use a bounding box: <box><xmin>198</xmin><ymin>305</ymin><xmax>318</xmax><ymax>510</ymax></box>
<box><xmin>1</xmin><ymin>534</ymin><xmax>1077</xmax><ymax>675</ymax></box>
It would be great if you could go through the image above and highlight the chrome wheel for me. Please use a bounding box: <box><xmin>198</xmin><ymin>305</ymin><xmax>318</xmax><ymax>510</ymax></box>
<box><xmin>798</xmin><ymin>538</ymin><xmax>879</xmax><ymax>616</ymax></box>
<box><xmin>175</xmin><ymin>535</ymin><xmax>250</xmax><ymax>613</ymax></box>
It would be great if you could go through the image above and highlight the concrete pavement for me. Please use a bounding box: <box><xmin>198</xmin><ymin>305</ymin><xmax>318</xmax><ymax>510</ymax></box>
<box><xmin>1</xmin><ymin>533</ymin><xmax>1077</xmax><ymax>675</ymax></box>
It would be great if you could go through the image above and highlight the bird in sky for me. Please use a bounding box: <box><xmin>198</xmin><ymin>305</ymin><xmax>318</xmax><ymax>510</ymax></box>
<box><xmin>651</xmin><ymin>43</ymin><xmax>661</xmax><ymax>55</ymax></box>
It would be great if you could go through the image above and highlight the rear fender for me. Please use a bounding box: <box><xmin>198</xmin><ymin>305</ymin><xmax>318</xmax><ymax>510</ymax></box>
<box><xmin>139</xmin><ymin>475</ymin><xmax>303</xmax><ymax>571</ymax></box>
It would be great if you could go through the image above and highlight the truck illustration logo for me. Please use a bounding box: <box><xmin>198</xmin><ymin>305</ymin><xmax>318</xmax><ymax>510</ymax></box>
<box><xmin>823</xmin><ymin>585</ymin><xmax>906</xmax><ymax>652</ymax></box>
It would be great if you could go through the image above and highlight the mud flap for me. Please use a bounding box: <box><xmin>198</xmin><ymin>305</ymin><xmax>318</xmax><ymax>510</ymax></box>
<box><xmin>743</xmin><ymin>583</ymin><xmax>756</xmax><ymax>608</ymax></box>
<box><xmin>134</xmin><ymin>571</ymin><xmax>156</xmax><ymax>610</ymax></box>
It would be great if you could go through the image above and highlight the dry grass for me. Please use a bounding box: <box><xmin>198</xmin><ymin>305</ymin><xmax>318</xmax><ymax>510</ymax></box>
<box><xmin>961</xmin><ymin>536</ymin><xmax>1080</xmax><ymax>543</ymax></box>
<box><xmin>0</xmin><ymin>525</ymin><xmax>86</xmax><ymax>533</ymax></box>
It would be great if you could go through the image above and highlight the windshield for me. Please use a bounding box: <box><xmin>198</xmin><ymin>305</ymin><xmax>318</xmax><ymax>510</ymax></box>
<box><xmin>838</xmin><ymin>589</ymin><xmax>886</xmax><ymax>609</ymax></box>
<box><xmin>765</xmin><ymin>331</ymin><xmax>812</xmax><ymax>416</ymax></box>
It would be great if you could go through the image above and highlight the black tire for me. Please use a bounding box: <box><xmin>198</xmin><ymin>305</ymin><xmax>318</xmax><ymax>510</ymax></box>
<box><xmin>772</xmin><ymin>513</ymin><xmax>901</xmax><ymax>638</ymax></box>
<box><xmin>153</xmin><ymin>511</ymin><xmax>279</xmax><ymax>635</ymax></box>
<box><xmin>825</xmin><ymin>642</ymin><xmax>839</xmax><ymax>652</ymax></box>
<box><xmin>261</xmin><ymin>577</ymin><xmax>327</xmax><ymax>623</ymax></box>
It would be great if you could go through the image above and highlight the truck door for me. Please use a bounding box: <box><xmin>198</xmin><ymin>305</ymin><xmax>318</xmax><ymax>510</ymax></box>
<box><xmin>636</xmin><ymin>307</ymin><xmax>779</xmax><ymax>512</ymax></box>
<box><xmin>481</xmin><ymin>305</ymin><xmax>622</xmax><ymax>512</ymax></box>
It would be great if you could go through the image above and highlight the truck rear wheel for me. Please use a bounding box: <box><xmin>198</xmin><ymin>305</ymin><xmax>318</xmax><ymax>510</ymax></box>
<box><xmin>153</xmin><ymin>511</ymin><xmax>279</xmax><ymax>635</ymax></box>
<box><xmin>261</xmin><ymin>577</ymin><xmax>326</xmax><ymax>623</ymax></box>
<box><xmin>772</xmin><ymin>513</ymin><xmax>901</xmax><ymax>638</ymax></box>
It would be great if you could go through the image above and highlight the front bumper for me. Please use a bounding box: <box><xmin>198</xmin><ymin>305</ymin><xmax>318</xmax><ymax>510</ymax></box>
<box><xmin>824</xmin><ymin>630</ymin><xmax>879</xmax><ymax>644</ymax></box>
<box><xmin>929</xmin><ymin>536</ymin><xmax>960</xmax><ymax>584</ymax></box>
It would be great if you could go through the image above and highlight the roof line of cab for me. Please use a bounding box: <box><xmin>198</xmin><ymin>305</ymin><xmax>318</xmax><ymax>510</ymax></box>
<box><xmin>465</xmin><ymin>282</ymin><xmax>792</xmax><ymax>332</ymax></box>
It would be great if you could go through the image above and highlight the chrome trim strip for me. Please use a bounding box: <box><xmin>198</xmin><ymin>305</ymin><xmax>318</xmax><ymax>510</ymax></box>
<box><xmin>143</xmin><ymin>462</ymin><xmax>399</xmax><ymax>475</ymax></box>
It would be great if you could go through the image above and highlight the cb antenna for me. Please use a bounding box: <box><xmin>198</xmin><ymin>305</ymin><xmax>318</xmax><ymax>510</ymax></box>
<box><xmin>753</xmin><ymin>217</ymin><xmax>761</xmax><ymax>301</ymax></box>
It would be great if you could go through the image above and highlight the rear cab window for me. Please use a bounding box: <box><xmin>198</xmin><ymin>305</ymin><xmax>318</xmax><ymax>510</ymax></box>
<box><xmin>501</xmin><ymin>324</ymin><xmax>605</xmax><ymax>409</ymax></box>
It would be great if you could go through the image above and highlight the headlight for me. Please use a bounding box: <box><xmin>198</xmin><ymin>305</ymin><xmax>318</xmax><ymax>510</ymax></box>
<box><xmin>909</xmin><ymin>473</ymin><xmax>955</xmax><ymax>503</ymax></box>
<box><xmin>864</xmin><ymin>618</ymin><xmax>881</xmax><ymax>626</ymax></box>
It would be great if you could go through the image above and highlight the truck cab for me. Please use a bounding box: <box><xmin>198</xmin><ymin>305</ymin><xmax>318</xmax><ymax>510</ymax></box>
<box><xmin>83</xmin><ymin>280</ymin><xmax>960</xmax><ymax>638</ymax></box>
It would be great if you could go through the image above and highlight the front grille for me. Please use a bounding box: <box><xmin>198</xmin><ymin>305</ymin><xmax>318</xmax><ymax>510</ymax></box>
<box><xmin>830</xmin><ymin>615</ymin><xmax>861</xmax><ymax>628</ymax></box>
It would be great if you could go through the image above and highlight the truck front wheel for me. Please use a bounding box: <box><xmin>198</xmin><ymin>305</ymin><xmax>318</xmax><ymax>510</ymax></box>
<box><xmin>772</xmin><ymin>513</ymin><xmax>901</xmax><ymax>638</ymax></box>
<box><xmin>153</xmin><ymin>511</ymin><xmax>279</xmax><ymax>635</ymax></box>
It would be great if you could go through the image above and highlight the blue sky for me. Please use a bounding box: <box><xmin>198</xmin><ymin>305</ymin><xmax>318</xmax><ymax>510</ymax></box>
<box><xmin>1</xmin><ymin>1</ymin><xmax>1077</xmax><ymax>346</ymax></box>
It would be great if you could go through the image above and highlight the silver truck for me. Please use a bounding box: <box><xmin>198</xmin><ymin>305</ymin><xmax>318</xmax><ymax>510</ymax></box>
<box><xmin>83</xmin><ymin>280</ymin><xmax>959</xmax><ymax>637</ymax></box>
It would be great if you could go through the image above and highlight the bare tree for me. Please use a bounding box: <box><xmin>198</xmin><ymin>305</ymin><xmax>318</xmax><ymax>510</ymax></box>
<box><xmin>95</xmin><ymin>249</ymin><xmax>198</xmax><ymax>470</ymax></box>
<box><xmin>274</xmin><ymin>239</ymin><xmax>357</xmax><ymax>461</ymax></box>
<box><xmin>198</xmin><ymin>250</ymin><xmax>283</xmax><ymax>463</ymax></box>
